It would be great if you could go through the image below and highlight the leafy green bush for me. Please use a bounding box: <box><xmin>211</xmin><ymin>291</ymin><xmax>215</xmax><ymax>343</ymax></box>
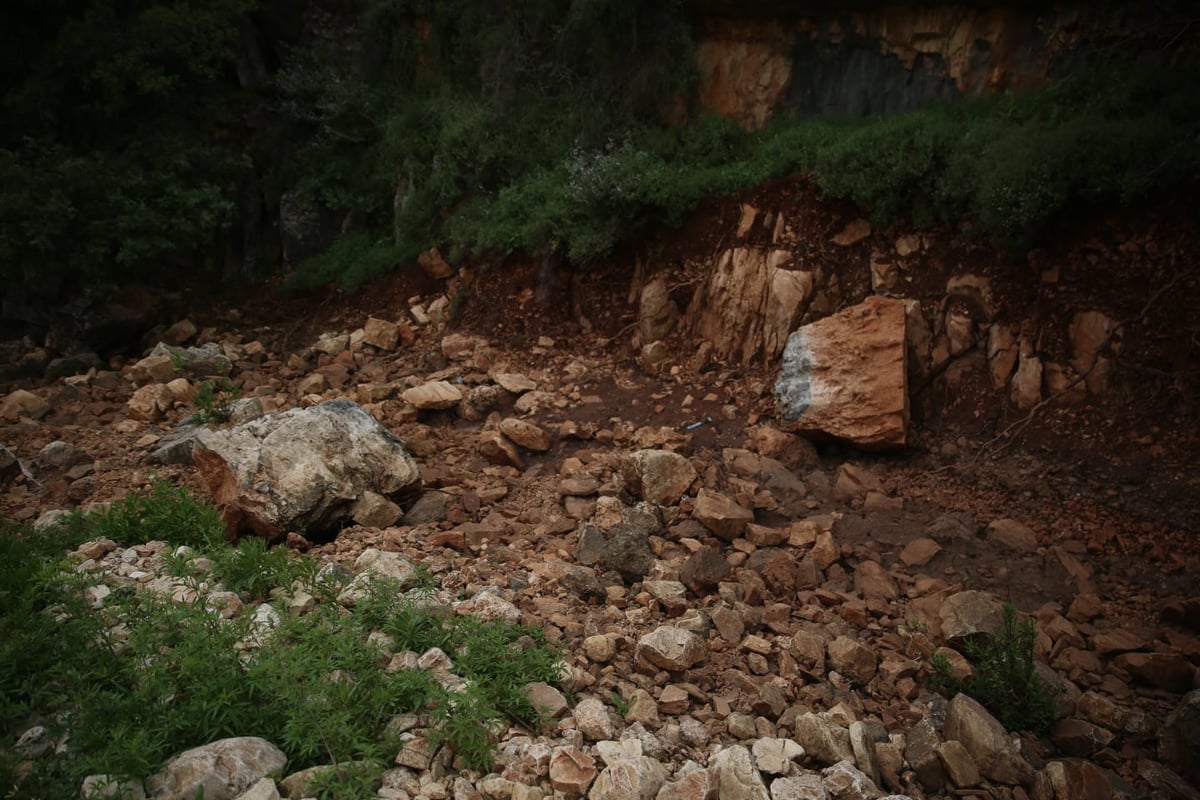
<box><xmin>929</xmin><ymin>604</ymin><xmax>1062</xmax><ymax>733</ymax></box>
<box><xmin>82</xmin><ymin>479</ymin><xmax>225</xmax><ymax>549</ymax></box>
<box><xmin>189</xmin><ymin>378</ymin><xmax>242</xmax><ymax>425</ymax></box>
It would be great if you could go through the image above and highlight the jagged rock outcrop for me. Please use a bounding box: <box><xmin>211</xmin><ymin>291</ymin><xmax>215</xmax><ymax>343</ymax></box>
<box><xmin>193</xmin><ymin>400</ymin><xmax>421</xmax><ymax>538</ymax></box>
<box><xmin>774</xmin><ymin>296</ymin><xmax>908</xmax><ymax>450</ymax></box>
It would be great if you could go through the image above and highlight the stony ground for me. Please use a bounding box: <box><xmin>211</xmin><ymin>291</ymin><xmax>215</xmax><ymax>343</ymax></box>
<box><xmin>1</xmin><ymin>185</ymin><xmax>1199</xmax><ymax>800</ymax></box>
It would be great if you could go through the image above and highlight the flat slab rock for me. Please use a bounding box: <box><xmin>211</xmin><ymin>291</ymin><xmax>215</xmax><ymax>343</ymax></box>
<box><xmin>193</xmin><ymin>400</ymin><xmax>421</xmax><ymax>538</ymax></box>
<box><xmin>775</xmin><ymin>296</ymin><xmax>908</xmax><ymax>450</ymax></box>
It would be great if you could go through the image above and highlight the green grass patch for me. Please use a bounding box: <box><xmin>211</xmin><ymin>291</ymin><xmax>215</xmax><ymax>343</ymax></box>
<box><xmin>1</xmin><ymin>482</ymin><xmax>562</xmax><ymax>798</ymax></box>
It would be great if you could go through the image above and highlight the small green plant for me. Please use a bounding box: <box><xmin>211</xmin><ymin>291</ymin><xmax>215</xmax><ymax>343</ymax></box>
<box><xmin>928</xmin><ymin>604</ymin><xmax>1062</xmax><ymax>733</ymax></box>
<box><xmin>190</xmin><ymin>378</ymin><xmax>241</xmax><ymax>425</ymax></box>
<box><xmin>85</xmin><ymin>479</ymin><xmax>225</xmax><ymax>550</ymax></box>
<box><xmin>207</xmin><ymin>537</ymin><xmax>305</xmax><ymax>602</ymax></box>
<box><xmin>610</xmin><ymin>690</ymin><xmax>632</xmax><ymax>717</ymax></box>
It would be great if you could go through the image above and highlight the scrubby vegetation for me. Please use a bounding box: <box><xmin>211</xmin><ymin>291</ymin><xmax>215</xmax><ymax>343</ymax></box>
<box><xmin>929</xmin><ymin>604</ymin><xmax>1062</xmax><ymax>734</ymax></box>
<box><xmin>2</xmin><ymin>0</ymin><xmax>1197</xmax><ymax>307</ymax></box>
<box><xmin>1</xmin><ymin>483</ymin><xmax>562</xmax><ymax>799</ymax></box>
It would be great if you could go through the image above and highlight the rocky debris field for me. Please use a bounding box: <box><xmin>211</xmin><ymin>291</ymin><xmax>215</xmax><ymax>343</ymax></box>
<box><xmin>3</xmin><ymin>184</ymin><xmax>1200</xmax><ymax>800</ymax></box>
<box><xmin>3</xmin><ymin>282</ymin><xmax>1200</xmax><ymax>800</ymax></box>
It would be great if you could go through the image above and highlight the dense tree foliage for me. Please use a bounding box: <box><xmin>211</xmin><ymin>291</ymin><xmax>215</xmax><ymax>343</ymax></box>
<box><xmin>0</xmin><ymin>0</ymin><xmax>257</xmax><ymax>320</ymax></box>
<box><xmin>2</xmin><ymin>0</ymin><xmax>1197</xmax><ymax>322</ymax></box>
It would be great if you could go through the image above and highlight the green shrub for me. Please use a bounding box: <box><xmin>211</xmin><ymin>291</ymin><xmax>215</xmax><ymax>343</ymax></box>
<box><xmin>1</xmin><ymin>497</ymin><xmax>563</xmax><ymax>798</ymax></box>
<box><xmin>190</xmin><ymin>378</ymin><xmax>241</xmax><ymax>425</ymax></box>
<box><xmin>929</xmin><ymin>603</ymin><xmax>1062</xmax><ymax>733</ymax></box>
<box><xmin>83</xmin><ymin>478</ymin><xmax>225</xmax><ymax>550</ymax></box>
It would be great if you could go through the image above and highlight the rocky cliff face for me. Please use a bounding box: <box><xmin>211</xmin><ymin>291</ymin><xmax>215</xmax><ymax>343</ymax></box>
<box><xmin>691</xmin><ymin>2</ymin><xmax>1196</xmax><ymax>128</ymax></box>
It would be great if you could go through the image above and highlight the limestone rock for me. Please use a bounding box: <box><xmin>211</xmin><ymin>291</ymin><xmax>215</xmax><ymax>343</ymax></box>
<box><xmin>146</xmin><ymin>737</ymin><xmax>286</xmax><ymax>800</ymax></box>
<box><xmin>986</xmin><ymin>518</ymin><xmax>1039</xmax><ymax>552</ymax></box>
<box><xmin>750</xmin><ymin>425</ymin><xmax>819</xmax><ymax>473</ymax></box>
<box><xmin>637</xmin><ymin>626</ymin><xmax>706</xmax><ymax>671</ymax></box>
<box><xmin>639</xmin><ymin>277</ymin><xmax>680</xmax><ymax>344</ymax></box>
<box><xmin>235</xmin><ymin>777</ymin><xmax>280</xmax><ymax>800</ymax></box>
<box><xmin>1113</xmin><ymin>652</ymin><xmax>1195</xmax><ymax>693</ymax></box>
<box><xmin>752</xmin><ymin>738</ymin><xmax>805</xmax><ymax>775</ymax></box>
<box><xmin>988</xmin><ymin>325</ymin><xmax>1019</xmax><ymax>389</ymax></box>
<box><xmin>500</xmin><ymin>418</ymin><xmax>552</xmax><ymax>451</ymax></box>
<box><xmin>936</xmin><ymin>740</ymin><xmax>980</xmax><ymax>788</ymax></box>
<box><xmin>939</xmin><ymin>591</ymin><xmax>1005</xmax><ymax>644</ymax></box>
<box><xmin>1039</xmin><ymin>759</ymin><xmax>1133</xmax><ymax>800</ymax></box>
<box><xmin>402</xmin><ymin>381</ymin><xmax>463</xmax><ymax>410</ymax></box>
<box><xmin>575</xmin><ymin>698</ymin><xmax>616</xmax><ymax>742</ymax></box>
<box><xmin>712</xmin><ymin>746</ymin><xmax>770</xmax><ymax>800</ymax></box>
<box><xmin>127</xmin><ymin>383</ymin><xmax>174</xmax><ymax>422</ymax></box>
<box><xmin>479</xmin><ymin>430</ymin><xmax>523</xmax><ymax>468</ymax></box>
<box><xmin>1011</xmin><ymin>352</ymin><xmax>1043</xmax><ymax>410</ymax></box>
<box><xmin>1069</xmin><ymin>311</ymin><xmax>1119</xmax><ymax>395</ymax></box>
<box><xmin>769</xmin><ymin>775</ymin><xmax>828</xmax><ymax>800</ymax></box>
<box><xmin>351</xmin><ymin>490</ymin><xmax>403</xmax><ymax>528</ymax></box>
<box><xmin>622</xmin><ymin>450</ymin><xmax>697</xmax><ymax>506</ymax></box>
<box><xmin>943</xmin><ymin>694</ymin><xmax>1034</xmax><ymax>785</ymax></box>
<box><xmin>680</xmin><ymin>547</ymin><xmax>732</xmax><ymax>593</ymax></box>
<box><xmin>775</xmin><ymin>296</ymin><xmax>908</xmax><ymax>450</ymax></box>
<box><xmin>193</xmin><ymin>400</ymin><xmax>420</xmax><ymax>538</ymax></box>
<box><xmin>658</xmin><ymin>768</ymin><xmax>717</xmax><ymax>800</ymax></box>
<box><xmin>1159</xmin><ymin>690</ymin><xmax>1200</xmax><ymax>782</ymax></box>
<box><xmin>362</xmin><ymin>317</ymin><xmax>401</xmax><ymax>350</ymax></box>
<box><xmin>832</xmin><ymin>219</ymin><xmax>871</xmax><ymax>246</ymax></box>
<box><xmin>550</xmin><ymin>746</ymin><xmax>598</xmax><ymax>795</ymax></box>
<box><xmin>493</xmin><ymin>372</ymin><xmax>537</xmax><ymax>394</ymax></box>
<box><xmin>693</xmin><ymin>489</ymin><xmax>754</xmax><ymax>541</ymax></box>
<box><xmin>685</xmin><ymin>247</ymin><xmax>813</xmax><ymax>365</ymax></box>
<box><xmin>827</xmin><ymin>637</ymin><xmax>878</xmax><ymax>686</ymax></box>
<box><xmin>418</xmin><ymin>247</ymin><xmax>455</xmax><ymax>279</ymax></box>
<box><xmin>793</xmin><ymin>713</ymin><xmax>854</xmax><ymax>766</ymax></box>
<box><xmin>819</xmin><ymin>761</ymin><xmax>881</xmax><ymax>800</ymax></box>
<box><xmin>589</xmin><ymin>756</ymin><xmax>666</xmax><ymax>800</ymax></box>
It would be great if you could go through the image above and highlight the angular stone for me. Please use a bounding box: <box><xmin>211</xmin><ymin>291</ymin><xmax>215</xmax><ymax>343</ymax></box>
<box><xmin>575</xmin><ymin>698</ymin><xmax>616</xmax><ymax>742</ymax></box>
<box><xmin>769</xmin><ymin>775</ymin><xmax>828</xmax><ymax>800</ymax></box>
<box><xmin>693</xmin><ymin>488</ymin><xmax>754</xmax><ymax>541</ymax></box>
<box><xmin>639</xmin><ymin>277</ymin><xmax>679</xmax><ymax>344</ymax></box>
<box><xmin>936</xmin><ymin>740</ymin><xmax>980</xmax><ymax>788</ymax></box>
<box><xmin>80</xmin><ymin>774</ymin><xmax>148</xmax><ymax>800</ymax></box>
<box><xmin>550</xmin><ymin>746</ymin><xmax>597</xmax><ymax>795</ymax></box>
<box><xmin>402</xmin><ymin>380</ymin><xmax>463</xmax><ymax>410</ymax></box>
<box><xmin>712</xmin><ymin>746</ymin><xmax>770</xmax><ymax>800</ymax></box>
<box><xmin>1113</xmin><ymin>652</ymin><xmax>1195</xmax><ymax>693</ymax></box>
<box><xmin>681</xmin><ymin>547</ymin><xmax>732</xmax><ymax>593</ymax></box>
<box><xmin>589</xmin><ymin>756</ymin><xmax>666</xmax><ymax>800</ymax></box>
<box><xmin>193</xmin><ymin>400</ymin><xmax>420</xmax><ymax>538</ymax></box>
<box><xmin>899</xmin><ymin>537</ymin><xmax>941</xmax><ymax>567</ymax></box>
<box><xmin>1048</xmin><ymin>719</ymin><xmax>1114</xmax><ymax>758</ymax></box>
<box><xmin>751</xmin><ymin>425</ymin><xmax>819</xmax><ymax>473</ymax></box>
<box><xmin>939</xmin><ymin>591</ymin><xmax>1005</xmax><ymax>644</ymax></box>
<box><xmin>986</xmin><ymin>518</ymin><xmax>1039</xmax><ymax>552</ymax></box>
<box><xmin>1040</xmin><ymin>759</ymin><xmax>1132</xmax><ymax>800</ymax></box>
<box><xmin>127</xmin><ymin>354</ymin><xmax>179</xmax><ymax>386</ymax></box>
<box><xmin>500</xmin><ymin>418</ymin><xmax>552</xmax><ymax>451</ymax></box>
<box><xmin>685</xmin><ymin>247</ymin><xmax>814</xmax><ymax>365</ymax></box>
<box><xmin>793</xmin><ymin>713</ymin><xmax>853</xmax><ymax>766</ymax></box>
<box><xmin>362</xmin><ymin>317</ymin><xmax>400</xmax><ymax>350</ymax></box>
<box><xmin>943</xmin><ymin>694</ymin><xmax>1033</xmax><ymax>785</ymax></box>
<box><xmin>146</xmin><ymin>737</ymin><xmax>286</xmax><ymax>800</ymax></box>
<box><xmin>1160</xmin><ymin>690</ymin><xmax>1200</xmax><ymax>782</ymax></box>
<box><xmin>826</xmin><ymin>637</ymin><xmax>877</xmax><ymax>686</ymax></box>
<box><xmin>852</xmin><ymin>561</ymin><xmax>898</xmax><ymax>602</ymax></box>
<box><xmin>623</xmin><ymin>450</ymin><xmax>697</xmax><ymax>506</ymax></box>
<box><xmin>351</xmin><ymin>490</ymin><xmax>403</xmax><ymax>528</ymax></box>
<box><xmin>236</xmin><ymin>777</ymin><xmax>281</xmax><ymax>800</ymax></box>
<box><xmin>752</xmin><ymin>738</ymin><xmax>805</xmax><ymax>775</ymax></box>
<box><xmin>637</xmin><ymin>626</ymin><xmax>706</xmax><ymax>671</ymax></box>
<box><xmin>658</xmin><ymin>768</ymin><xmax>716</xmax><ymax>800</ymax></box>
<box><xmin>848</xmin><ymin>722</ymin><xmax>880</xmax><ymax>787</ymax></box>
<box><xmin>775</xmin><ymin>296</ymin><xmax>907</xmax><ymax>450</ymax></box>
<box><xmin>418</xmin><ymin>247</ymin><xmax>455</xmax><ymax>279</ymax></box>
<box><xmin>819</xmin><ymin>761</ymin><xmax>881</xmax><ymax>800</ymax></box>
<box><xmin>127</xmin><ymin>383</ymin><xmax>173</xmax><ymax>422</ymax></box>
<box><xmin>493</xmin><ymin>372</ymin><xmax>537</xmax><ymax>394</ymax></box>
<box><xmin>832</xmin><ymin>219</ymin><xmax>871</xmax><ymax>246</ymax></box>
<box><xmin>479</xmin><ymin>430</ymin><xmax>523</xmax><ymax>468</ymax></box>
